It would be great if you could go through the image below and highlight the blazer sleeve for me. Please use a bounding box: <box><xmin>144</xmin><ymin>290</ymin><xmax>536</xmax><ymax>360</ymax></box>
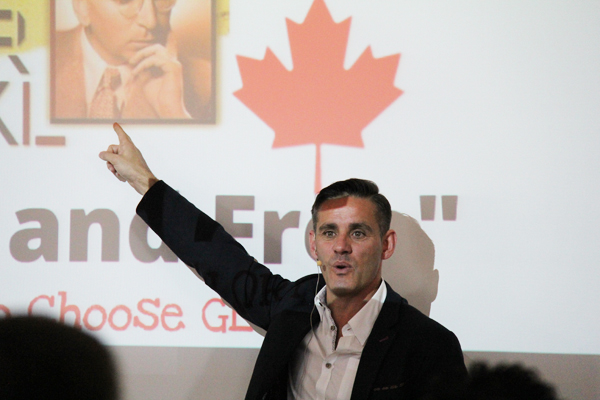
<box><xmin>136</xmin><ymin>180</ymin><xmax>294</xmax><ymax>330</ymax></box>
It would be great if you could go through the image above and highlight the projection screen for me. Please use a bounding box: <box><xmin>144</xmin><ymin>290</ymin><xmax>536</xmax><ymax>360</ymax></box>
<box><xmin>1</xmin><ymin>0</ymin><xmax>599</xmax><ymax>398</ymax></box>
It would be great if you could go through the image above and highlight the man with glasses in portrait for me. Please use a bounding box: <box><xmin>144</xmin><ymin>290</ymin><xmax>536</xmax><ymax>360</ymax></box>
<box><xmin>53</xmin><ymin>0</ymin><xmax>191</xmax><ymax>120</ymax></box>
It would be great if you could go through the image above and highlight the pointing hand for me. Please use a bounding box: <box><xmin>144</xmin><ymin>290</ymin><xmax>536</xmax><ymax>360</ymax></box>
<box><xmin>98</xmin><ymin>123</ymin><xmax>158</xmax><ymax>195</ymax></box>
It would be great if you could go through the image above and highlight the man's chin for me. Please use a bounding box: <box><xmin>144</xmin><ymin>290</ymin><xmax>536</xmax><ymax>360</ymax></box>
<box><xmin>327</xmin><ymin>284</ymin><xmax>356</xmax><ymax>298</ymax></box>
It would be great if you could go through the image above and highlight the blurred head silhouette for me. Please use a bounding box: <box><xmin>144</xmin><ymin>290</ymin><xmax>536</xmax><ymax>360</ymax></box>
<box><xmin>423</xmin><ymin>361</ymin><xmax>560</xmax><ymax>400</ymax></box>
<box><xmin>0</xmin><ymin>315</ymin><xmax>118</xmax><ymax>400</ymax></box>
<box><xmin>382</xmin><ymin>212</ymin><xmax>439</xmax><ymax>316</ymax></box>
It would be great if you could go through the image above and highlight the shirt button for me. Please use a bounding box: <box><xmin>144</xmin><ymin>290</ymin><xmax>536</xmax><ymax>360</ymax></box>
<box><xmin>325</xmin><ymin>363</ymin><xmax>332</xmax><ymax>369</ymax></box>
<box><xmin>330</xmin><ymin>325</ymin><xmax>335</xmax><ymax>331</ymax></box>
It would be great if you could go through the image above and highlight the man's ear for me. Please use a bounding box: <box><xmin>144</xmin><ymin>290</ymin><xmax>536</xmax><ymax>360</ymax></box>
<box><xmin>381</xmin><ymin>229</ymin><xmax>397</xmax><ymax>261</ymax></box>
<box><xmin>72</xmin><ymin>0</ymin><xmax>91</xmax><ymax>26</ymax></box>
<box><xmin>309</xmin><ymin>230</ymin><xmax>318</xmax><ymax>260</ymax></box>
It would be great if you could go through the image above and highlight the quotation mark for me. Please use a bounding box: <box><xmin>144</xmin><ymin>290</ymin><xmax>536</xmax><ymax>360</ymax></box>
<box><xmin>420</xmin><ymin>195</ymin><xmax>458</xmax><ymax>221</ymax></box>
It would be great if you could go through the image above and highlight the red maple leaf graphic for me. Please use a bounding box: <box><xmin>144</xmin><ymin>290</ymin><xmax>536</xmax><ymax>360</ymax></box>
<box><xmin>234</xmin><ymin>0</ymin><xmax>403</xmax><ymax>192</ymax></box>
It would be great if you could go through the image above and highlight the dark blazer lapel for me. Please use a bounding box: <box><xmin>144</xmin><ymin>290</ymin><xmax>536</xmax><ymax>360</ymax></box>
<box><xmin>349</xmin><ymin>285</ymin><xmax>405</xmax><ymax>400</ymax></box>
<box><xmin>246</xmin><ymin>309</ymin><xmax>319</xmax><ymax>400</ymax></box>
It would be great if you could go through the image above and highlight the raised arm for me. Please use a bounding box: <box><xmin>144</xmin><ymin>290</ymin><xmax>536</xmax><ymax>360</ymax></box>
<box><xmin>98</xmin><ymin>123</ymin><xmax>159</xmax><ymax>195</ymax></box>
<box><xmin>98</xmin><ymin>123</ymin><xmax>294</xmax><ymax>330</ymax></box>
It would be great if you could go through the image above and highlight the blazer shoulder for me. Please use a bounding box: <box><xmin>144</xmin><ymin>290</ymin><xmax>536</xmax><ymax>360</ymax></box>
<box><xmin>384</xmin><ymin>287</ymin><xmax>462</xmax><ymax>347</ymax></box>
<box><xmin>54</xmin><ymin>27</ymin><xmax>82</xmax><ymax>68</ymax></box>
<box><xmin>53</xmin><ymin>27</ymin><xmax>86</xmax><ymax>118</ymax></box>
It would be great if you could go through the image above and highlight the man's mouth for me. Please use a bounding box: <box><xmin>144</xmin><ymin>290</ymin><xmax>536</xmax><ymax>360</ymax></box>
<box><xmin>332</xmin><ymin>262</ymin><xmax>352</xmax><ymax>274</ymax></box>
<box><xmin>130</xmin><ymin>39</ymin><xmax>155</xmax><ymax>48</ymax></box>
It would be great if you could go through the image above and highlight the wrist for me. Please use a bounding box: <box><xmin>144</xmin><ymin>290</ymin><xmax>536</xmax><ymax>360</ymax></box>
<box><xmin>133</xmin><ymin>174</ymin><xmax>159</xmax><ymax>195</ymax></box>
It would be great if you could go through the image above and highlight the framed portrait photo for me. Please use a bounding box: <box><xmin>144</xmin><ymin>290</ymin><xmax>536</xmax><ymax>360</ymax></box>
<box><xmin>50</xmin><ymin>0</ymin><xmax>216</xmax><ymax>124</ymax></box>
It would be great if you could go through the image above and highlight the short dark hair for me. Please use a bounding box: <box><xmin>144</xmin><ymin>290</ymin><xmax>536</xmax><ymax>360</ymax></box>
<box><xmin>311</xmin><ymin>178</ymin><xmax>392</xmax><ymax>237</ymax></box>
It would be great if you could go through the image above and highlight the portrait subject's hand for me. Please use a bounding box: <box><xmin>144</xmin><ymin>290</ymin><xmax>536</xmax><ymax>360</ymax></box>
<box><xmin>129</xmin><ymin>35</ymin><xmax>190</xmax><ymax>119</ymax></box>
<box><xmin>98</xmin><ymin>123</ymin><xmax>158</xmax><ymax>195</ymax></box>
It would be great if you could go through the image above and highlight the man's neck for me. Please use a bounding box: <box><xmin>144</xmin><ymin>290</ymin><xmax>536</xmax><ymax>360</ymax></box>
<box><xmin>326</xmin><ymin>279</ymin><xmax>382</xmax><ymax>338</ymax></box>
<box><xmin>84</xmin><ymin>27</ymin><xmax>124</xmax><ymax>66</ymax></box>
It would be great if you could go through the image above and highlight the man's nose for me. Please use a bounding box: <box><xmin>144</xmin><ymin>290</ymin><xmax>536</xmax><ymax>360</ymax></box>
<box><xmin>137</xmin><ymin>0</ymin><xmax>157</xmax><ymax>30</ymax></box>
<box><xmin>333</xmin><ymin>235</ymin><xmax>352</xmax><ymax>254</ymax></box>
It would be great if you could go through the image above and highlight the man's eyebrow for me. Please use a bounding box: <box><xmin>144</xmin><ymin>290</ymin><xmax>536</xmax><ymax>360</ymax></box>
<box><xmin>318</xmin><ymin>223</ymin><xmax>337</xmax><ymax>232</ymax></box>
<box><xmin>349</xmin><ymin>222</ymin><xmax>375</xmax><ymax>233</ymax></box>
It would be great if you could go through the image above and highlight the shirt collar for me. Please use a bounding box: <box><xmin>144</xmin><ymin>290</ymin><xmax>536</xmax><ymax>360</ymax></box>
<box><xmin>80</xmin><ymin>28</ymin><xmax>132</xmax><ymax>111</ymax></box>
<box><xmin>314</xmin><ymin>279</ymin><xmax>387</xmax><ymax>346</ymax></box>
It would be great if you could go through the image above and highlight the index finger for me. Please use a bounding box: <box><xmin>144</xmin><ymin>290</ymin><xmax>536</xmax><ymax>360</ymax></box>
<box><xmin>128</xmin><ymin>43</ymin><xmax>164</xmax><ymax>67</ymax></box>
<box><xmin>113</xmin><ymin>122</ymin><xmax>131</xmax><ymax>144</ymax></box>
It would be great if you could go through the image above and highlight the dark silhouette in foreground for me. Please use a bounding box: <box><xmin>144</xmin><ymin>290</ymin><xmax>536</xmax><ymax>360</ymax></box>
<box><xmin>0</xmin><ymin>315</ymin><xmax>118</xmax><ymax>400</ymax></box>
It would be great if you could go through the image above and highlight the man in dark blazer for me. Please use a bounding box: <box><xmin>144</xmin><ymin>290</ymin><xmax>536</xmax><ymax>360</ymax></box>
<box><xmin>100</xmin><ymin>123</ymin><xmax>467</xmax><ymax>399</ymax></box>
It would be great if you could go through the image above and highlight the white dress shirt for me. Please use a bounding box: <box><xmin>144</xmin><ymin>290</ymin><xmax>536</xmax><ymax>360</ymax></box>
<box><xmin>287</xmin><ymin>280</ymin><xmax>387</xmax><ymax>400</ymax></box>
<box><xmin>80</xmin><ymin>29</ymin><xmax>131</xmax><ymax>116</ymax></box>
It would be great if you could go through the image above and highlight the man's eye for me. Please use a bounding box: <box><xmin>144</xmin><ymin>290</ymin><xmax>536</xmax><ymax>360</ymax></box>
<box><xmin>323</xmin><ymin>231</ymin><xmax>335</xmax><ymax>238</ymax></box>
<box><xmin>352</xmin><ymin>231</ymin><xmax>365</xmax><ymax>238</ymax></box>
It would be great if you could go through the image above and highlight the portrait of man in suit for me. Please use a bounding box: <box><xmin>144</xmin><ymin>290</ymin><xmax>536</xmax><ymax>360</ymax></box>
<box><xmin>51</xmin><ymin>0</ymin><xmax>214</xmax><ymax>123</ymax></box>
